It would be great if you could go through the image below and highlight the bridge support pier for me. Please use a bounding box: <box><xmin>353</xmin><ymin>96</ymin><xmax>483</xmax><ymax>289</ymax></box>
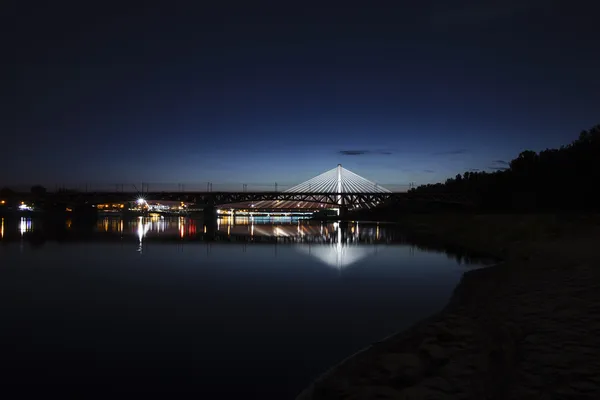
<box><xmin>202</xmin><ymin>205</ymin><xmax>217</xmax><ymax>241</ymax></box>
<box><xmin>203</xmin><ymin>205</ymin><xmax>217</xmax><ymax>221</ymax></box>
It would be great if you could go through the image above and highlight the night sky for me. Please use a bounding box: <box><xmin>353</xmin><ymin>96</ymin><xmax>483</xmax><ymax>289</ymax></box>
<box><xmin>5</xmin><ymin>0</ymin><xmax>599</xmax><ymax>190</ymax></box>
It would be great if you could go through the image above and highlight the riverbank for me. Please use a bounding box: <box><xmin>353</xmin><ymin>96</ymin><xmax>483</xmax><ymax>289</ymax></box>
<box><xmin>297</xmin><ymin>213</ymin><xmax>600</xmax><ymax>399</ymax></box>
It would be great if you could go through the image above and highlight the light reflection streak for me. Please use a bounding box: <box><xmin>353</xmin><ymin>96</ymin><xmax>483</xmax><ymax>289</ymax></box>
<box><xmin>1</xmin><ymin>218</ymin><xmax>3</xmax><ymax>239</ymax></box>
<box><xmin>178</xmin><ymin>217</ymin><xmax>185</xmax><ymax>238</ymax></box>
<box><xmin>19</xmin><ymin>218</ymin><xmax>32</xmax><ymax>236</ymax></box>
<box><xmin>295</xmin><ymin>232</ymin><xmax>378</xmax><ymax>271</ymax></box>
<box><xmin>137</xmin><ymin>217</ymin><xmax>151</xmax><ymax>243</ymax></box>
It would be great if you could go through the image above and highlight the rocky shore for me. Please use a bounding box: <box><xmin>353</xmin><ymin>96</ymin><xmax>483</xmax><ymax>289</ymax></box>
<box><xmin>297</xmin><ymin>214</ymin><xmax>600</xmax><ymax>399</ymax></box>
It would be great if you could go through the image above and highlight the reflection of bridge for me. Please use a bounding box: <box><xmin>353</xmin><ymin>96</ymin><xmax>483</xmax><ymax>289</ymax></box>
<box><xmin>293</xmin><ymin>222</ymin><xmax>383</xmax><ymax>270</ymax></box>
<box><xmin>48</xmin><ymin>165</ymin><xmax>474</xmax><ymax>214</ymax></box>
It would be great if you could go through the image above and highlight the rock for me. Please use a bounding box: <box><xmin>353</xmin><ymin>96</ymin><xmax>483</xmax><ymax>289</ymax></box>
<box><xmin>398</xmin><ymin>385</ymin><xmax>452</xmax><ymax>399</ymax></box>
<box><xmin>345</xmin><ymin>385</ymin><xmax>404</xmax><ymax>399</ymax></box>
<box><xmin>420</xmin><ymin>376</ymin><xmax>455</xmax><ymax>393</ymax></box>
<box><xmin>437</xmin><ymin>327</ymin><xmax>473</xmax><ymax>341</ymax></box>
<box><xmin>568</xmin><ymin>380</ymin><xmax>600</xmax><ymax>393</ymax></box>
<box><xmin>420</xmin><ymin>343</ymin><xmax>449</xmax><ymax>363</ymax></box>
<box><xmin>379</xmin><ymin>353</ymin><xmax>427</xmax><ymax>384</ymax></box>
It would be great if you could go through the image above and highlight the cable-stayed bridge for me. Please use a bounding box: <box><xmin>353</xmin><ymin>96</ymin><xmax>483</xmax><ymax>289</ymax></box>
<box><xmin>15</xmin><ymin>165</ymin><xmax>474</xmax><ymax>212</ymax></box>
<box><xmin>228</xmin><ymin>165</ymin><xmax>391</xmax><ymax>210</ymax></box>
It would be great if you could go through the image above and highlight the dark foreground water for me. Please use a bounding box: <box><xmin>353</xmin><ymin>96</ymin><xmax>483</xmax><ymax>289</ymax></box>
<box><xmin>0</xmin><ymin>216</ymin><xmax>490</xmax><ymax>398</ymax></box>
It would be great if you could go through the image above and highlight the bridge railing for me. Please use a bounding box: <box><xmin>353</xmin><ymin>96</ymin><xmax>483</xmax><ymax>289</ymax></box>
<box><xmin>1</xmin><ymin>182</ymin><xmax>413</xmax><ymax>193</ymax></box>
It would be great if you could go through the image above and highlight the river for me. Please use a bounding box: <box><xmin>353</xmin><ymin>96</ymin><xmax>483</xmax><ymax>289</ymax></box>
<box><xmin>0</xmin><ymin>215</ymin><xmax>491</xmax><ymax>398</ymax></box>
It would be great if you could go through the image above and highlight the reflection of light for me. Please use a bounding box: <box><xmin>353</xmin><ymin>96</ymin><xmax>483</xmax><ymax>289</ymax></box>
<box><xmin>137</xmin><ymin>218</ymin><xmax>150</xmax><ymax>242</ymax></box>
<box><xmin>103</xmin><ymin>219</ymin><xmax>109</xmax><ymax>232</ymax></box>
<box><xmin>119</xmin><ymin>220</ymin><xmax>124</xmax><ymax>233</ymax></box>
<box><xmin>1</xmin><ymin>218</ymin><xmax>3</xmax><ymax>239</ymax></box>
<box><xmin>227</xmin><ymin>225</ymin><xmax>230</xmax><ymax>236</ymax></box>
<box><xmin>178</xmin><ymin>217</ymin><xmax>185</xmax><ymax>238</ymax></box>
<box><xmin>295</xmin><ymin>242</ymin><xmax>378</xmax><ymax>270</ymax></box>
<box><xmin>337</xmin><ymin>226</ymin><xmax>342</xmax><ymax>267</ymax></box>
<box><xmin>204</xmin><ymin>225</ymin><xmax>207</xmax><ymax>234</ymax></box>
<box><xmin>66</xmin><ymin>219</ymin><xmax>72</xmax><ymax>229</ymax></box>
<box><xmin>19</xmin><ymin>218</ymin><xmax>32</xmax><ymax>235</ymax></box>
<box><xmin>251</xmin><ymin>222</ymin><xmax>254</xmax><ymax>236</ymax></box>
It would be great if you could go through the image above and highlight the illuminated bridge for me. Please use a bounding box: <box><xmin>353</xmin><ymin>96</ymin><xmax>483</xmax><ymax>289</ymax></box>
<box><xmin>44</xmin><ymin>164</ymin><xmax>474</xmax><ymax>214</ymax></box>
<box><xmin>227</xmin><ymin>164</ymin><xmax>391</xmax><ymax>210</ymax></box>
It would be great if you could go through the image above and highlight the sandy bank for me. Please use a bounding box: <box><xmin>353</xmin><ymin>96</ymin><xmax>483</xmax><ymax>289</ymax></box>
<box><xmin>297</xmin><ymin>214</ymin><xmax>600</xmax><ymax>399</ymax></box>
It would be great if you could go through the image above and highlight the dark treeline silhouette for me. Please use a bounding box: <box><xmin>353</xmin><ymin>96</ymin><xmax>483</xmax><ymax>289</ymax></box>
<box><xmin>410</xmin><ymin>125</ymin><xmax>600</xmax><ymax>211</ymax></box>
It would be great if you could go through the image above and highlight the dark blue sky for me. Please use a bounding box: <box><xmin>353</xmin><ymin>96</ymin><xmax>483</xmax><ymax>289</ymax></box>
<box><xmin>5</xmin><ymin>0</ymin><xmax>599</xmax><ymax>189</ymax></box>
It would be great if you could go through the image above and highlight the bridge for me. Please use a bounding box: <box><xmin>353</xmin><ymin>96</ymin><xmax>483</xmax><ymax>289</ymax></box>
<box><xmin>38</xmin><ymin>165</ymin><xmax>473</xmax><ymax>215</ymax></box>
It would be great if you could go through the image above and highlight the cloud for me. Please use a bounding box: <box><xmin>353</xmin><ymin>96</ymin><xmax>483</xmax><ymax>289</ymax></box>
<box><xmin>423</xmin><ymin>169</ymin><xmax>435</xmax><ymax>173</ymax></box>
<box><xmin>339</xmin><ymin>150</ymin><xmax>393</xmax><ymax>156</ymax></box>
<box><xmin>431</xmin><ymin>149</ymin><xmax>469</xmax><ymax>156</ymax></box>
<box><xmin>488</xmin><ymin>160</ymin><xmax>510</xmax><ymax>170</ymax></box>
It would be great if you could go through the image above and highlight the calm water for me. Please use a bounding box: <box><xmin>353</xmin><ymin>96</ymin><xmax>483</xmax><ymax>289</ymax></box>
<box><xmin>0</xmin><ymin>215</ymin><xmax>488</xmax><ymax>398</ymax></box>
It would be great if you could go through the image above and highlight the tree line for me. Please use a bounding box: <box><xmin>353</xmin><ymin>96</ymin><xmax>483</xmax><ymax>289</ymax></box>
<box><xmin>410</xmin><ymin>124</ymin><xmax>600</xmax><ymax>211</ymax></box>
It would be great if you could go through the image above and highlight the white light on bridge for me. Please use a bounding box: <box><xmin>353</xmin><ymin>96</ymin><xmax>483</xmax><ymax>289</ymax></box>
<box><xmin>248</xmin><ymin>164</ymin><xmax>391</xmax><ymax>209</ymax></box>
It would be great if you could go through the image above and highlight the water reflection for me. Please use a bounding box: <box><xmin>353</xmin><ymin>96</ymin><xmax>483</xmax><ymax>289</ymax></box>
<box><xmin>19</xmin><ymin>218</ymin><xmax>33</xmax><ymax>236</ymax></box>
<box><xmin>295</xmin><ymin>243</ymin><xmax>378</xmax><ymax>270</ymax></box>
<box><xmin>222</xmin><ymin>218</ymin><xmax>383</xmax><ymax>246</ymax></box>
<box><xmin>0</xmin><ymin>214</ymin><xmax>496</xmax><ymax>399</ymax></box>
<box><xmin>0</xmin><ymin>215</ymin><xmax>495</xmax><ymax>266</ymax></box>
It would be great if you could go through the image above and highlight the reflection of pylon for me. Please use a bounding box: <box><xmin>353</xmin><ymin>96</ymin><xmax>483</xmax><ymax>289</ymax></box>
<box><xmin>337</xmin><ymin>164</ymin><xmax>342</xmax><ymax>206</ymax></box>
